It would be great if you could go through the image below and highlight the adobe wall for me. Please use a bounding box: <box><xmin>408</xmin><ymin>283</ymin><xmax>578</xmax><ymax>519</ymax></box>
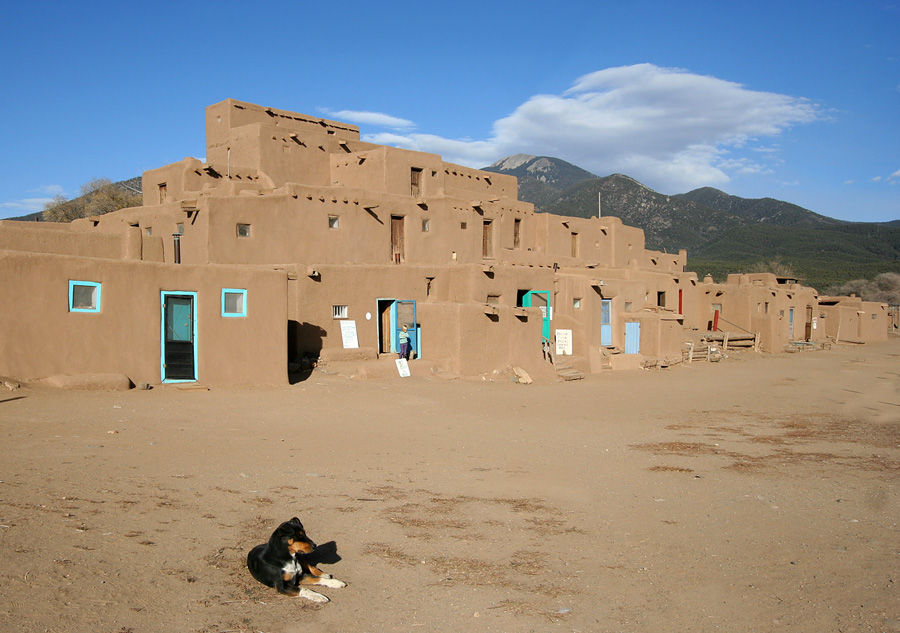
<box><xmin>142</xmin><ymin>158</ymin><xmax>232</xmax><ymax>207</ymax></box>
<box><xmin>0</xmin><ymin>251</ymin><xmax>287</xmax><ymax>386</ymax></box>
<box><xmin>198</xmin><ymin>191</ymin><xmax>541</xmax><ymax>268</ymax></box>
<box><xmin>206</xmin><ymin>99</ymin><xmax>361</xmax><ymax>148</ymax></box>
<box><xmin>332</xmin><ymin>147</ymin><xmax>445</xmax><ymax>197</ymax></box>
<box><xmin>283</xmin><ymin>262</ymin><xmax>555</xmax><ymax>377</ymax></box>
<box><xmin>818</xmin><ymin>298</ymin><xmax>889</xmax><ymax>343</ymax></box>
<box><xmin>681</xmin><ymin>275</ymin><xmax>824</xmax><ymax>352</ymax></box>
<box><xmin>0</xmin><ymin>220</ymin><xmax>125</xmax><ymax>259</ymax></box>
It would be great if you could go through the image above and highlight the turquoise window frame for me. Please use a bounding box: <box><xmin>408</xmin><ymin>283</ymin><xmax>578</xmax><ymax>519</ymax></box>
<box><xmin>68</xmin><ymin>280</ymin><xmax>102</xmax><ymax>313</ymax></box>
<box><xmin>221</xmin><ymin>288</ymin><xmax>247</xmax><ymax>317</ymax></box>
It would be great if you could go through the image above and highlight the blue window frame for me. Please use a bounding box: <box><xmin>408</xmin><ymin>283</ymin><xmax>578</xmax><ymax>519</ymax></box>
<box><xmin>221</xmin><ymin>288</ymin><xmax>247</xmax><ymax>317</ymax></box>
<box><xmin>69</xmin><ymin>280</ymin><xmax>101</xmax><ymax>313</ymax></box>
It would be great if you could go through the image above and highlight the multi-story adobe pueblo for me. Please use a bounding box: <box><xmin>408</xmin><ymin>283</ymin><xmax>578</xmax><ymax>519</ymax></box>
<box><xmin>0</xmin><ymin>100</ymin><xmax>890</xmax><ymax>387</ymax></box>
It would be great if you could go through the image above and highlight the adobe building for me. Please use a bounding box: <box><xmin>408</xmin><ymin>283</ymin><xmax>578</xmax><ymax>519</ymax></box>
<box><xmin>817</xmin><ymin>295</ymin><xmax>890</xmax><ymax>344</ymax></box>
<box><xmin>0</xmin><ymin>99</ymin><xmax>694</xmax><ymax>386</ymax></box>
<box><xmin>0</xmin><ymin>99</ymin><xmax>887</xmax><ymax>387</ymax></box>
<box><xmin>680</xmin><ymin>273</ymin><xmax>827</xmax><ymax>352</ymax></box>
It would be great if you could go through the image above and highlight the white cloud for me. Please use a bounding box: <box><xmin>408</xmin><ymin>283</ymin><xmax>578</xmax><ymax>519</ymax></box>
<box><xmin>0</xmin><ymin>184</ymin><xmax>68</xmax><ymax>217</ymax></box>
<box><xmin>872</xmin><ymin>176</ymin><xmax>884</xmax><ymax>182</ymax></box>
<box><xmin>322</xmin><ymin>109</ymin><xmax>415</xmax><ymax>130</ymax></box>
<box><xmin>359</xmin><ymin>63</ymin><xmax>824</xmax><ymax>193</ymax></box>
<box><xmin>30</xmin><ymin>184</ymin><xmax>66</xmax><ymax>196</ymax></box>
<box><xmin>888</xmin><ymin>169</ymin><xmax>900</xmax><ymax>181</ymax></box>
<box><xmin>362</xmin><ymin>132</ymin><xmax>499</xmax><ymax>165</ymax></box>
<box><xmin>0</xmin><ymin>197</ymin><xmax>53</xmax><ymax>213</ymax></box>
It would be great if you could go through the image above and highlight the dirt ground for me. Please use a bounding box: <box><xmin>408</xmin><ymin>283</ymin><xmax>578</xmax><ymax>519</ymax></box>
<box><xmin>1</xmin><ymin>339</ymin><xmax>898</xmax><ymax>633</ymax></box>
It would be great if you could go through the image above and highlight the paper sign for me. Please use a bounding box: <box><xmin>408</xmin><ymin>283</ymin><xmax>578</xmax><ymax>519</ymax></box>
<box><xmin>395</xmin><ymin>358</ymin><xmax>410</xmax><ymax>377</ymax></box>
<box><xmin>555</xmin><ymin>329</ymin><xmax>573</xmax><ymax>356</ymax></box>
<box><xmin>340</xmin><ymin>320</ymin><xmax>359</xmax><ymax>349</ymax></box>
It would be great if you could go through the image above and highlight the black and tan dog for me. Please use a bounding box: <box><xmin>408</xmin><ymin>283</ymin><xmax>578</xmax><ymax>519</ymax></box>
<box><xmin>247</xmin><ymin>517</ymin><xmax>346</xmax><ymax>603</ymax></box>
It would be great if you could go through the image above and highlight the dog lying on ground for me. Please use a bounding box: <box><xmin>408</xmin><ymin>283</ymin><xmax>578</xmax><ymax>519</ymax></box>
<box><xmin>247</xmin><ymin>517</ymin><xmax>346</xmax><ymax>603</ymax></box>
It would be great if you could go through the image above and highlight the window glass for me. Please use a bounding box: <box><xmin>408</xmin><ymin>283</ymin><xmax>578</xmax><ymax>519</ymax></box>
<box><xmin>69</xmin><ymin>281</ymin><xmax>101</xmax><ymax>313</ymax></box>
<box><xmin>222</xmin><ymin>289</ymin><xmax>247</xmax><ymax>317</ymax></box>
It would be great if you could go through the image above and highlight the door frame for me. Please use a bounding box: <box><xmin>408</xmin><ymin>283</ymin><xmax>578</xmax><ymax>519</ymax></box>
<box><xmin>160</xmin><ymin>291</ymin><xmax>198</xmax><ymax>383</ymax></box>
<box><xmin>376</xmin><ymin>298</ymin><xmax>419</xmax><ymax>357</ymax></box>
<box><xmin>600</xmin><ymin>298</ymin><xmax>612</xmax><ymax>346</ymax></box>
<box><xmin>522</xmin><ymin>290</ymin><xmax>551</xmax><ymax>340</ymax></box>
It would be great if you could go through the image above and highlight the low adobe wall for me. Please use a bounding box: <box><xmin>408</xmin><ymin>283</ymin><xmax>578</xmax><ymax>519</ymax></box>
<box><xmin>0</xmin><ymin>251</ymin><xmax>287</xmax><ymax>386</ymax></box>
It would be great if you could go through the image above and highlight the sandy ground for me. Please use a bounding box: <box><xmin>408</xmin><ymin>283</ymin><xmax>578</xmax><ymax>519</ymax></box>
<box><xmin>1</xmin><ymin>339</ymin><xmax>899</xmax><ymax>633</ymax></box>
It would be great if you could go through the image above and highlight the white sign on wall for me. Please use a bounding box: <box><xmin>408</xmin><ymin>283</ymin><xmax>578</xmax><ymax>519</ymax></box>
<box><xmin>340</xmin><ymin>320</ymin><xmax>359</xmax><ymax>348</ymax></box>
<box><xmin>555</xmin><ymin>329</ymin><xmax>573</xmax><ymax>356</ymax></box>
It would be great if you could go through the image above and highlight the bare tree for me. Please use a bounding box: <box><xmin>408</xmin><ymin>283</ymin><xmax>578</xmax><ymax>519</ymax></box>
<box><xmin>749</xmin><ymin>257</ymin><xmax>796</xmax><ymax>277</ymax></box>
<box><xmin>826</xmin><ymin>272</ymin><xmax>900</xmax><ymax>304</ymax></box>
<box><xmin>42</xmin><ymin>178</ymin><xmax>141</xmax><ymax>222</ymax></box>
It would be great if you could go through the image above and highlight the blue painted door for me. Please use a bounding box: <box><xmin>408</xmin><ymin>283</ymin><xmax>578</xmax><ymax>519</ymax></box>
<box><xmin>161</xmin><ymin>292</ymin><xmax>198</xmax><ymax>382</ymax></box>
<box><xmin>624</xmin><ymin>321</ymin><xmax>641</xmax><ymax>354</ymax></box>
<box><xmin>392</xmin><ymin>300</ymin><xmax>417</xmax><ymax>357</ymax></box>
<box><xmin>788</xmin><ymin>308</ymin><xmax>795</xmax><ymax>339</ymax></box>
<box><xmin>523</xmin><ymin>291</ymin><xmax>551</xmax><ymax>340</ymax></box>
<box><xmin>600</xmin><ymin>299</ymin><xmax>612</xmax><ymax>346</ymax></box>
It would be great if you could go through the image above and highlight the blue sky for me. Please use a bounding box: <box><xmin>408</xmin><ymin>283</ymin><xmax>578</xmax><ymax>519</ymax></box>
<box><xmin>1</xmin><ymin>0</ymin><xmax>898</xmax><ymax>222</ymax></box>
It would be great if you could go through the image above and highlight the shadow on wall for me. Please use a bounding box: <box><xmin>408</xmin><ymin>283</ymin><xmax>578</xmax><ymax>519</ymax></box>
<box><xmin>288</xmin><ymin>321</ymin><xmax>327</xmax><ymax>384</ymax></box>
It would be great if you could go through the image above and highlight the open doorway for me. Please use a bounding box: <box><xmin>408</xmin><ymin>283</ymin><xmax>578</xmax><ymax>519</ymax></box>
<box><xmin>377</xmin><ymin>299</ymin><xmax>419</xmax><ymax>358</ymax></box>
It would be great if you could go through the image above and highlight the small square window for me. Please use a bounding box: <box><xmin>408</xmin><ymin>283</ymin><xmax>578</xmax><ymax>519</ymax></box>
<box><xmin>486</xmin><ymin>294</ymin><xmax>500</xmax><ymax>305</ymax></box>
<box><xmin>332</xmin><ymin>305</ymin><xmax>348</xmax><ymax>319</ymax></box>
<box><xmin>69</xmin><ymin>281</ymin><xmax>101</xmax><ymax>313</ymax></box>
<box><xmin>328</xmin><ymin>216</ymin><xmax>340</xmax><ymax>229</ymax></box>
<box><xmin>146</xmin><ymin>226</ymin><xmax>153</xmax><ymax>236</ymax></box>
<box><xmin>237</xmin><ymin>223</ymin><xmax>251</xmax><ymax>238</ymax></box>
<box><xmin>422</xmin><ymin>219</ymin><xmax>430</xmax><ymax>232</ymax></box>
<box><xmin>176</xmin><ymin>223</ymin><xmax>184</xmax><ymax>235</ymax></box>
<box><xmin>624</xmin><ymin>301</ymin><xmax>633</xmax><ymax>312</ymax></box>
<box><xmin>222</xmin><ymin>289</ymin><xmax>247</xmax><ymax>317</ymax></box>
<box><xmin>573</xmin><ymin>298</ymin><xmax>582</xmax><ymax>309</ymax></box>
<box><xmin>460</xmin><ymin>222</ymin><xmax>467</xmax><ymax>230</ymax></box>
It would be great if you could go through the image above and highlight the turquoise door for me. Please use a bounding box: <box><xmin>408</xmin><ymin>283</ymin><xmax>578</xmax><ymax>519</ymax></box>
<box><xmin>600</xmin><ymin>299</ymin><xmax>612</xmax><ymax>346</ymax></box>
<box><xmin>788</xmin><ymin>308</ymin><xmax>795</xmax><ymax>339</ymax></box>
<box><xmin>392</xmin><ymin>300</ymin><xmax>417</xmax><ymax>357</ymax></box>
<box><xmin>624</xmin><ymin>321</ymin><xmax>640</xmax><ymax>354</ymax></box>
<box><xmin>523</xmin><ymin>291</ymin><xmax>551</xmax><ymax>340</ymax></box>
<box><xmin>161</xmin><ymin>292</ymin><xmax>198</xmax><ymax>382</ymax></box>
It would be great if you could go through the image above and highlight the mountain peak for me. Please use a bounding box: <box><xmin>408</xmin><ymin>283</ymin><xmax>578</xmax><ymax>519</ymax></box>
<box><xmin>489</xmin><ymin>154</ymin><xmax>537</xmax><ymax>170</ymax></box>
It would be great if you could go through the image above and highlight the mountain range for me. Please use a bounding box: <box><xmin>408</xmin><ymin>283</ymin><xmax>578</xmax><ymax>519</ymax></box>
<box><xmin>483</xmin><ymin>155</ymin><xmax>900</xmax><ymax>292</ymax></box>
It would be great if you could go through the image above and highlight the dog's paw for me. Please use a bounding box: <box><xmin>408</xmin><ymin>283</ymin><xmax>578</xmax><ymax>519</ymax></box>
<box><xmin>318</xmin><ymin>577</ymin><xmax>347</xmax><ymax>589</ymax></box>
<box><xmin>297</xmin><ymin>588</ymin><xmax>330</xmax><ymax>603</ymax></box>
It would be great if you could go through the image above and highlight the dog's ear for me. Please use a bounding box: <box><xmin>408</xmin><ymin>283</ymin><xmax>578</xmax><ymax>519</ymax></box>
<box><xmin>290</xmin><ymin>517</ymin><xmax>304</xmax><ymax>530</ymax></box>
<box><xmin>275</xmin><ymin>522</ymin><xmax>297</xmax><ymax>540</ymax></box>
